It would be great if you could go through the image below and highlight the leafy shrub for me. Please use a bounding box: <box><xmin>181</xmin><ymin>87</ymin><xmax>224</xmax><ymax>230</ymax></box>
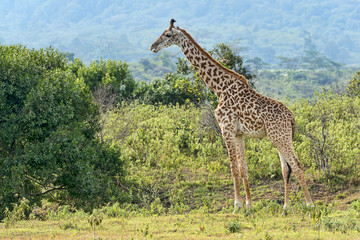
<box><xmin>88</xmin><ymin>209</ymin><xmax>104</xmax><ymax>239</ymax></box>
<box><xmin>322</xmin><ymin>214</ymin><xmax>359</xmax><ymax>234</ymax></box>
<box><xmin>3</xmin><ymin>198</ymin><xmax>30</xmax><ymax>227</ymax></box>
<box><xmin>350</xmin><ymin>199</ymin><xmax>360</xmax><ymax>213</ymax></box>
<box><xmin>292</xmin><ymin>91</ymin><xmax>360</xmax><ymax>184</ymax></box>
<box><xmin>69</xmin><ymin>58</ymin><xmax>137</xmax><ymax>103</ymax></box>
<box><xmin>347</xmin><ymin>71</ymin><xmax>360</xmax><ymax>97</ymax></box>
<box><xmin>30</xmin><ymin>201</ymin><xmax>59</xmax><ymax>220</ymax></box>
<box><xmin>102</xmin><ymin>103</ymin><xmax>230</xmax><ymax>209</ymax></box>
<box><xmin>150</xmin><ymin>197</ymin><xmax>166</xmax><ymax>215</ymax></box>
<box><xmin>226</xmin><ymin>219</ymin><xmax>242</xmax><ymax>233</ymax></box>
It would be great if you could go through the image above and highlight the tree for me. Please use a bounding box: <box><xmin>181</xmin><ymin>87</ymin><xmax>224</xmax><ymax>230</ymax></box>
<box><xmin>63</xmin><ymin>52</ymin><xmax>75</xmax><ymax>62</ymax></box>
<box><xmin>277</xmin><ymin>56</ymin><xmax>301</xmax><ymax>70</ymax></box>
<box><xmin>246</xmin><ymin>57</ymin><xmax>269</xmax><ymax>71</ymax></box>
<box><xmin>347</xmin><ymin>71</ymin><xmax>360</xmax><ymax>97</ymax></box>
<box><xmin>301</xmin><ymin>32</ymin><xmax>342</xmax><ymax>70</ymax></box>
<box><xmin>209</xmin><ymin>43</ymin><xmax>256</xmax><ymax>88</ymax></box>
<box><xmin>0</xmin><ymin>45</ymin><xmax>125</xmax><ymax>219</ymax></box>
<box><xmin>139</xmin><ymin>58</ymin><xmax>155</xmax><ymax>73</ymax></box>
<box><xmin>135</xmin><ymin>72</ymin><xmax>207</xmax><ymax>106</ymax></box>
<box><xmin>69</xmin><ymin>58</ymin><xmax>137</xmax><ymax>104</ymax></box>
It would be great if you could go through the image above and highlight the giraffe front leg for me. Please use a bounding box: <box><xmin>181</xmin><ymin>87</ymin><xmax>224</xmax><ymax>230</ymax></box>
<box><xmin>235</xmin><ymin>135</ymin><xmax>252</xmax><ymax>210</ymax></box>
<box><xmin>230</xmin><ymin>156</ymin><xmax>243</xmax><ymax>213</ymax></box>
<box><xmin>222</xmin><ymin>131</ymin><xmax>245</xmax><ymax>213</ymax></box>
<box><xmin>215</xmin><ymin>107</ymin><xmax>244</xmax><ymax>213</ymax></box>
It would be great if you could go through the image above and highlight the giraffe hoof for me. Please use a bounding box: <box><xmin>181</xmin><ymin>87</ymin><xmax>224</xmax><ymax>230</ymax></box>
<box><xmin>245</xmin><ymin>203</ymin><xmax>252</xmax><ymax>210</ymax></box>
<box><xmin>232</xmin><ymin>208</ymin><xmax>240</xmax><ymax>214</ymax></box>
<box><xmin>307</xmin><ymin>203</ymin><xmax>315</xmax><ymax>208</ymax></box>
<box><xmin>282</xmin><ymin>204</ymin><xmax>290</xmax><ymax>216</ymax></box>
<box><xmin>233</xmin><ymin>202</ymin><xmax>242</xmax><ymax>214</ymax></box>
<box><xmin>281</xmin><ymin>209</ymin><xmax>288</xmax><ymax>216</ymax></box>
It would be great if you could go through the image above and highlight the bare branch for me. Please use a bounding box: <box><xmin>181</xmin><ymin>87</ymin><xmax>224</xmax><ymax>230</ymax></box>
<box><xmin>33</xmin><ymin>186</ymin><xmax>65</xmax><ymax>197</ymax></box>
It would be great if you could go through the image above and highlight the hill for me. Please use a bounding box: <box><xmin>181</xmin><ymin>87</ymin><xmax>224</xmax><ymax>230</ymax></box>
<box><xmin>1</xmin><ymin>0</ymin><xmax>360</xmax><ymax>64</ymax></box>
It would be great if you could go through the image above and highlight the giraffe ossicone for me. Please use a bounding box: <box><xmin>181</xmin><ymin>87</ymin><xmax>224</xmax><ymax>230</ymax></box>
<box><xmin>150</xmin><ymin>19</ymin><xmax>313</xmax><ymax>213</ymax></box>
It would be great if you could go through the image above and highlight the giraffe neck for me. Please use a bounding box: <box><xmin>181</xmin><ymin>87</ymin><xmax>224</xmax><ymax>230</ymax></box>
<box><xmin>177</xmin><ymin>28</ymin><xmax>250</xmax><ymax>98</ymax></box>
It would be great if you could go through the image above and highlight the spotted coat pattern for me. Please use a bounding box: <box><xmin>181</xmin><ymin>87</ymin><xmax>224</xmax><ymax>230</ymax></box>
<box><xmin>150</xmin><ymin>20</ymin><xmax>313</xmax><ymax>211</ymax></box>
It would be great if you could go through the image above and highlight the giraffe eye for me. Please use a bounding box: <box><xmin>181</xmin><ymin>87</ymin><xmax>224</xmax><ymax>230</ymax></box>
<box><xmin>165</xmin><ymin>33</ymin><xmax>172</xmax><ymax>37</ymax></box>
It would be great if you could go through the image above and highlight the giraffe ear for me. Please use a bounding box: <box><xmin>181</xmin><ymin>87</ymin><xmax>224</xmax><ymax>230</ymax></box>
<box><xmin>167</xmin><ymin>19</ymin><xmax>176</xmax><ymax>31</ymax></box>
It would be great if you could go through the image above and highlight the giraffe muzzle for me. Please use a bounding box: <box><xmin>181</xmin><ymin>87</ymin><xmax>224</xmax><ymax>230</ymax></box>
<box><xmin>149</xmin><ymin>43</ymin><xmax>159</xmax><ymax>53</ymax></box>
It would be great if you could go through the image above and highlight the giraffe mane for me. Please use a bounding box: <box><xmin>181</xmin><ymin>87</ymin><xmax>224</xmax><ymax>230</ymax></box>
<box><xmin>179</xmin><ymin>28</ymin><xmax>250</xmax><ymax>88</ymax></box>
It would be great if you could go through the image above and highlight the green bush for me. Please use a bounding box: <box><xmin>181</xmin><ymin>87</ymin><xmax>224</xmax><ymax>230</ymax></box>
<box><xmin>226</xmin><ymin>219</ymin><xmax>242</xmax><ymax>233</ymax></box>
<box><xmin>69</xmin><ymin>58</ymin><xmax>137</xmax><ymax>103</ymax></box>
<box><xmin>102</xmin><ymin>103</ymin><xmax>229</xmax><ymax>209</ymax></box>
<box><xmin>292</xmin><ymin>91</ymin><xmax>360</xmax><ymax>184</ymax></box>
<box><xmin>3</xmin><ymin>198</ymin><xmax>30</xmax><ymax>227</ymax></box>
<box><xmin>347</xmin><ymin>71</ymin><xmax>360</xmax><ymax>97</ymax></box>
<box><xmin>0</xmin><ymin>45</ymin><xmax>126</xmax><ymax>219</ymax></box>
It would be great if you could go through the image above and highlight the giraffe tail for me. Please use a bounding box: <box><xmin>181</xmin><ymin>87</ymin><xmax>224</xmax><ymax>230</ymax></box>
<box><xmin>291</xmin><ymin>115</ymin><xmax>296</xmax><ymax>140</ymax></box>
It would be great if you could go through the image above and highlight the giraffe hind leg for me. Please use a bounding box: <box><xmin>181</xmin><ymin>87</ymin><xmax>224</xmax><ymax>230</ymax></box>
<box><xmin>277</xmin><ymin>145</ymin><xmax>313</xmax><ymax>207</ymax></box>
<box><xmin>279</xmin><ymin>152</ymin><xmax>292</xmax><ymax>210</ymax></box>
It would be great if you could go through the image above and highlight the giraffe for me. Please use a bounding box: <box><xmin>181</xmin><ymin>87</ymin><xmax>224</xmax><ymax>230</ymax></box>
<box><xmin>150</xmin><ymin>19</ymin><xmax>313</xmax><ymax>212</ymax></box>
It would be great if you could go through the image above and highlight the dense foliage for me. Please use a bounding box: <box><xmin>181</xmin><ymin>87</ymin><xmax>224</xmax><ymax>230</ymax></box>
<box><xmin>134</xmin><ymin>73</ymin><xmax>207</xmax><ymax>106</ymax></box>
<box><xmin>0</xmin><ymin>46</ymin><xmax>126</xmax><ymax>219</ymax></box>
<box><xmin>102</xmin><ymin>103</ymin><xmax>228</xmax><ymax>210</ymax></box>
<box><xmin>69</xmin><ymin>58</ymin><xmax>137</xmax><ymax>103</ymax></box>
<box><xmin>347</xmin><ymin>71</ymin><xmax>360</xmax><ymax>97</ymax></box>
<box><xmin>98</xmin><ymin>77</ymin><xmax>360</xmax><ymax>211</ymax></box>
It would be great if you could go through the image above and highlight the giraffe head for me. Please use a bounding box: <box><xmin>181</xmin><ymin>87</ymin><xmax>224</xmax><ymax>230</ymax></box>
<box><xmin>150</xmin><ymin>19</ymin><xmax>182</xmax><ymax>53</ymax></box>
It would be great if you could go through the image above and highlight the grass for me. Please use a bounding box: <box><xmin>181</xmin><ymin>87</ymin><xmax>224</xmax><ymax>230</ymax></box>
<box><xmin>1</xmin><ymin>180</ymin><xmax>359</xmax><ymax>239</ymax></box>
<box><xmin>1</xmin><ymin>205</ymin><xmax>359</xmax><ymax>240</ymax></box>
<box><xmin>1</xmin><ymin>181</ymin><xmax>359</xmax><ymax>239</ymax></box>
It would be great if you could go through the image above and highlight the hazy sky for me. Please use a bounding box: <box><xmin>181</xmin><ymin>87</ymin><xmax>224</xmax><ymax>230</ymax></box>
<box><xmin>1</xmin><ymin>0</ymin><xmax>359</xmax><ymax>64</ymax></box>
